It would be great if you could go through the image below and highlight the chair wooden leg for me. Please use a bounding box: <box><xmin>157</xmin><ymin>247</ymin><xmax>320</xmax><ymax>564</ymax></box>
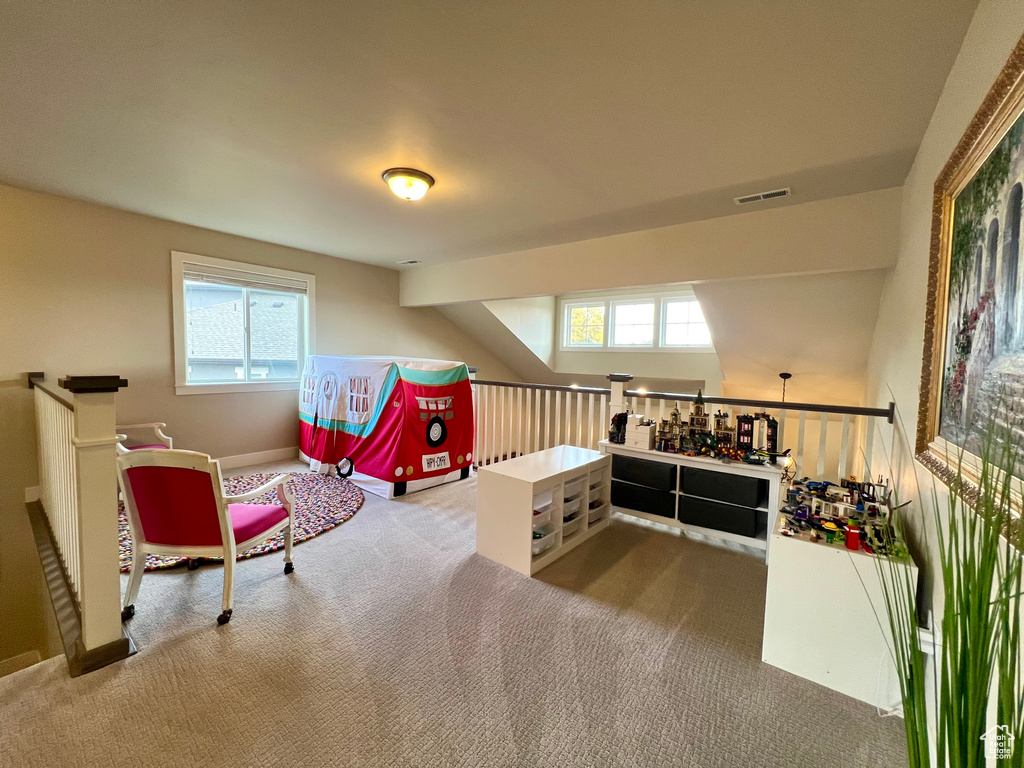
<box><xmin>218</xmin><ymin>547</ymin><xmax>236</xmax><ymax>625</ymax></box>
<box><xmin>283</xmin><ymin>520</ymin><xmax>294</xmax><ymax>574</ymax></box>
<box><xmin>122</xmin><ymin>551</ymin><xmax>145</xmax><ymax>620</ymax></box>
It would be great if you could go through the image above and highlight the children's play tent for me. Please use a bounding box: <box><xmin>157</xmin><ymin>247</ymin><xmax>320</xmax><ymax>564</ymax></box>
<box><xmin>299</xmin><ymin>356</ymin><xmax>475</xmax><ymax>498</ymax></box>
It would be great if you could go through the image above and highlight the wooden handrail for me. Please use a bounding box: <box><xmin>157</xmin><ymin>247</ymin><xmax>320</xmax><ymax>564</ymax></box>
<box><xmin>625</xmin><ymin>389</ymin><xmax>896</xmax><ymax>423</ymax></box>
<box><xmin>472</xmin><ymin>379</ymin><xmax>611</xmax><ymax>396</ymax></box>
<box><xmin>28</xmin><ymin>373</ymin><xmax>75</xmax><ymax>411</ymax></box>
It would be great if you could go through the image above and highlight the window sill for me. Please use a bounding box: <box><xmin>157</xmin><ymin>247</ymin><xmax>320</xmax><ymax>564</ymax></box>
<box><xmin>559</xmin><ymin>345</ymin><xmax>716</xmax><ymax>354</ymax></box>
<box><xmin>175</xmin><ymin>381</ymin><xmax>300</xmax><ymax>396</ymax></box>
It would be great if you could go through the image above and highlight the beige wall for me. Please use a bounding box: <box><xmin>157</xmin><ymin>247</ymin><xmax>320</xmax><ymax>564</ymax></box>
<box><xmin>400</xmin><ymin>187</ymin><xmax>902</xmax><ymax>306</ymax></box>
<box><xmin>482</xmin><ymin>297</ymin><xmax>556</xmax><ymax>368</ymax></box>
<box><xmin>865</xmin><ymin>2</ymin><xmax>1024</xmax><ymax>618</ymax></box>
<box><xmin>0</xmin><ymin>182</ymin><xmax>518</xmax><ymax>663</ymax></box>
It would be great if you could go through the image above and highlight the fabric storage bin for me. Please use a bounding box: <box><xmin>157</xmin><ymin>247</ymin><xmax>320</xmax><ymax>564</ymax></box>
<box><xmin>531</xmin><ymin>527</ymin><xmax>557</xmax><ymax>556</ymax></box>
<box><xmin>681</xmin><ymin>467</ymin><xmax>767</xmax><ymax>509</ymax></box>
<box><xmin>563</xmin><ymin>477</ymin><xmax>585</xmax><ymax>499</ymax></box>
<box><xmin>611</xmin><ymin>455</ymin><xmax>676</xmax><ymax>491</ymax></box>
<box><xmin>562</xmin><ymin>517</ymin><xmax>581</xmax><ymax>538</ymax></box>
<box><xmin>678</xmin><ymin>496</ymin><xmax>757</xmax><ymax>537</ymax></box>
<box><xmin>611</xmin><ymin>480</ymin><xmax>675</xmax><ymax>518</ymax></box>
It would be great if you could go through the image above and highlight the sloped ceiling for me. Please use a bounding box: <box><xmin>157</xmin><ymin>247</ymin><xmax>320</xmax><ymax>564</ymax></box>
<box><xmin>439</xmin><ymin>271</ymin><xmax>886</xmax><ymax>407</ymax></box>
<box><xmin>0</xmin><ymin>1</ymin><xmax>975</xmax><ymax>266</ymax></box>
<box><xmin>693</xmin><ymin>270</ymin><xmax>889</xmax><ymax>405</ymax></box>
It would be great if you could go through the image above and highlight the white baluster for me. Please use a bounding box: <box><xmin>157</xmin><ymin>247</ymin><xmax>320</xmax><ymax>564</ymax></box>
<box><xmin>817</xmin><ymin>413</ymin><xmax>828</xmax><ymax>480</ymax></box>
<box><xmin>837</xmin><ymin>414</ymin><xmax>851</xmax><ymax>481</ymax></box>
<box><xmin>587</xmin><ymin>393</ymin><xmax>596</xmax><ymax>448</ymax></box>
<box><xmin>796</xmin><ymin>411</ymin><xmax>807</xmax><ymax>477</ymax></box>
<box><xmin>535</xmin><ymin>389</ymin><xmax>542</xmax><ymax>452</ymax></box>
<box><xmin>544</xmin><ymin>390</ymin><xmax>552</xmax><ymax>449</ymax></box>
<box><xmin>576</xmin><ymin>391</ymin><xmax>583</xmax><ymax>446</ymax></box>
<box><xmin>557</xmin><ymin>391</ymin><xmax>565</xmax><ymax>444</ymax></box>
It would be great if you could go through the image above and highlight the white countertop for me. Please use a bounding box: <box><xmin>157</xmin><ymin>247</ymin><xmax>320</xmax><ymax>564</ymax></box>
<box><xmin>477</xmin><ymin>445</ymin><xmax>605</xmax><ymax>482</ymax></box>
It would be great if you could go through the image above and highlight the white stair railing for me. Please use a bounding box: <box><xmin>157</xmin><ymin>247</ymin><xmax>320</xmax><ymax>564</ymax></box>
<box><xmin>471</xmin><ymin>374</ymin><xmax>894</xmax><ymax>483</ymax></box>
<box><xmin>29</xmin><ymin>373</ymin><xmax>132</xmax><ymax>675</ymax></box>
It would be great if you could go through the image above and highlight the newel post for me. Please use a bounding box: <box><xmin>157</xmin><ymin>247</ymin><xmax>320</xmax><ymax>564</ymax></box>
<box><xmin>59</xmin><ymin>375</ymin><xmax>129</xmax><ymax>652</ymax></box>
<box><xmin>607</xmin><ymin>373</ymin><xmax>633</xmax><ymax>414</ymax></box>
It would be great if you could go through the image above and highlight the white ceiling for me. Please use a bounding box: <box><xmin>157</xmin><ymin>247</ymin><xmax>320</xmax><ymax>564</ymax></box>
<box><xmin>0</xmin><ymin>1</ymin><xmax>976</xmax><ymax>267</ymax></box>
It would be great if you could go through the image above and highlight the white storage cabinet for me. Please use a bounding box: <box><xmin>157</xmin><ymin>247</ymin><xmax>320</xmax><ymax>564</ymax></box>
<box><xmin>476</xmin><ymin>446</ymin><xmax>612</xmax><ymax>576</ymax></box>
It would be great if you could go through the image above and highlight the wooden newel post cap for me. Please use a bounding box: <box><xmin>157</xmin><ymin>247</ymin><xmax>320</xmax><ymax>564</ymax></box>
<box><xmin>607</xmin><ymin>373</ymin><xmax>633</xmax><ymax>382</ymax></box>
<box><xmin>58</xmin><ymin>375</ymin><xmax>129</xmax><ymax>393</ymax></box>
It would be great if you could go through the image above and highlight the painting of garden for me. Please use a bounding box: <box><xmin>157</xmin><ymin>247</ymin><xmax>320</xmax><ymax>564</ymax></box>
<box><xmin>939</xmin><ymin>111</ymin><xmax>1024</xmax><ymax>474</ymax></box>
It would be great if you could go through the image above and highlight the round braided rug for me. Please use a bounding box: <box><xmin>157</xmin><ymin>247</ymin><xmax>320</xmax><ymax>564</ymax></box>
<box><xmin>119</xmin><ymin>472</ymin><xmax>364</xmax><ymax>572</ymax></box>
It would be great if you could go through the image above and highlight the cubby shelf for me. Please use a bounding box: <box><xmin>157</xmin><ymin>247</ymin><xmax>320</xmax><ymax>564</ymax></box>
<box><xmin>477</xmin><ymin>446</ymin><xmax>612</xmax><ymax>576</ymax></box>
<box><xmin>599</xmin><ymin>440</ymin><xmax>783</xmax><ymax>562</ymax></box>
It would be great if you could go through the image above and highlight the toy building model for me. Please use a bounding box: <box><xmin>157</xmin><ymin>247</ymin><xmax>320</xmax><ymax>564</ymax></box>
<box><xmin>687</xmin><ymin>389</ymin><xmax>711</xmax><ymax>436</ymax></box>
<box><xmin>762</xmin><ymin>414</ymin><xmax>779</xmax><ymax>453</ymax></box>
<box><xmin>713</xmin><ymin>409</ymin><xmax>735</xmax><ymax>447</ymax></box>
<box><xmin>736</xmin><ymin>414</ymin><xmax>756</xmax><ymax>452</ymax></box>
<box><xmin>655</xmin><ymin>401</ymin><xmax>688</xmax><ymax>452</ymax></box>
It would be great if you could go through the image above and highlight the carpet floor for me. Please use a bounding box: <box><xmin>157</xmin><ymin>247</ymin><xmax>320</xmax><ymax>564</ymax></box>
<box><xmin>0</xmin><ymin>468</ymin><xmax>907</xmax><ymax>767</ymax></box>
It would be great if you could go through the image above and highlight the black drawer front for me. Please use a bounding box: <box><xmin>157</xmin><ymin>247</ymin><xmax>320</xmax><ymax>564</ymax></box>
<box><xmin>678</xmin><ymin>496</ymin><xmax>757</xmax><ymax>538</ymax></box>
<box><xmin>681</xmin><ymin>467</ymin><xmax>766</xmax><ymax>509</ymax></box>
<box><xmin>611</xmin><ymin>480</ymin><xmax>676</xmax><ymax>518</ymax></box>
<box><xmin>611</xmin><ymin>455</ymin><xmax>676</xmax><ymax>491</ymax></box>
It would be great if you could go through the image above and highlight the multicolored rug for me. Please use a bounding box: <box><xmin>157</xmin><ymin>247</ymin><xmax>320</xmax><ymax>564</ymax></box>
<box><xmin>119</xmin><ymin>472</ymin><xmax>364</xmax><ymax>572</ymax></box>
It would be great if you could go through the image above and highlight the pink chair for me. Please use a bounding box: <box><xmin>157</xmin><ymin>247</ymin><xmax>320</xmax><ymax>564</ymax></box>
<box><xmin>116</xmin><ymin>448</ymin><xmax>296</xmax><ymax>625</ymax></box>
<box><xmin>115</xmin><ymin>422</ymin><xmax>174</xmax><ymax>454</ymax></box>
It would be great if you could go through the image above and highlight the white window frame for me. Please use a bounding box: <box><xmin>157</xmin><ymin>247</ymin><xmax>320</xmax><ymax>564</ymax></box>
<box><xmin>609</xmin><ymin>299</ymin><xmax>657</xmax><ymax>348</ymax></box>
<box><xmin>171</xmin><ymin>251</ymin><xmax>316</xmax><ymax>395</ymax></box>
<box><xmin>660</xmin><ymin>297</ymin><xmax>713</xmax><ymax>349</ymax></box>
<box><xmin>558</xmin><ymin>290</ymin><xmax>714</xmax><ymax>353</ymax></box>
<box><xmin>562</xmin><ymin>301</ymin><xmax>608</xmax><ymax>348</ymax></box>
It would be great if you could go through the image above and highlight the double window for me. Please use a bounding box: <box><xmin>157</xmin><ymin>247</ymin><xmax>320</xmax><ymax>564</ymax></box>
<box><xmin>172</xmin><ymin>252</ymin><xmax>315</xmax><ymax>394</ymax></box>
<box><xmin>562</xmin><ymin>294</ymin><xmax>712</xmax><ymax>350</ymax></box>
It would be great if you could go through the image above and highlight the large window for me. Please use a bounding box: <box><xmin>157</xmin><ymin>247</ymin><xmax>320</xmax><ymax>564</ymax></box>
<box><xmin>610</xmin><ymin>301</ymin><xmax>655</xmax><ymax>346</ymax></box>
<box><xmin>172</xmin><ymin>252</ymin><xmax>315</xmax><ymax>394</ymax></box>
<box><xmin>662</xmin><ymin>298</ymin><xmax>711</xmax><ymax>347</ymax></box>
<box><xmin>564</xmin><ymin>303</ymin><xmax>606</xmax><ymax>346</ymax></box>
<box><xmin>560</xmin><ymin>291</ymin><xmax>712</xmax><ymax>351</ymax></box>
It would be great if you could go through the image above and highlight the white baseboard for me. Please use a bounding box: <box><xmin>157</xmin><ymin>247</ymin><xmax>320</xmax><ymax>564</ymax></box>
<box><xmin>216</xmin><ymin>446</ymin><xmax>299</xmax><ymax>471</ymax></box>
<box><xmin>24</xmin><ymin>486</ymin><xmax>40</xmax><ymax>503</ymax></box>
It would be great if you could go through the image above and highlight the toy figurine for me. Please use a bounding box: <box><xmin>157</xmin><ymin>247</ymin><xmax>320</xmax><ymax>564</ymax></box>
<box><xmin>609</xmin><ymin>411</ymin><xmax>628</xmax><ymax>444</ymax></box>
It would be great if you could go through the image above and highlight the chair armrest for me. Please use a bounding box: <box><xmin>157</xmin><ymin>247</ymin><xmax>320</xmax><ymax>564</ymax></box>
<box><xmin>225</xmin><ymin>474</ymin><xmax>291</xmax><ymax>504</ymax></box>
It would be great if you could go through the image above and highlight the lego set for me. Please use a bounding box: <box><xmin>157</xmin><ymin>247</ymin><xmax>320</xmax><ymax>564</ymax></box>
<box><xmin>607</xmin><ymin>389</ymin><xmax>785</xmax><ymax>465</ymax></box>
<box><xmin>778</xmin><ymin>475</ymin><xmax>908</xmax><ymax>557</ymax></box>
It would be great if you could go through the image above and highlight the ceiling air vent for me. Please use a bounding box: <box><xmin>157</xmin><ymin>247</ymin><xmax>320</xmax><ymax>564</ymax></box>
<box><xmin>733</xmin><ymin>187</ymin><xmax>791</xmax><ymax>206</ymax></box>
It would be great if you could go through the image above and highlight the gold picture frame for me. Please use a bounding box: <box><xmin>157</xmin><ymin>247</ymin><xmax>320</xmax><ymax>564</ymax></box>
<box><xmin>917</xmin><ymin>31</ymin><xmax>1024</xmax><ymax>474</ymax></box>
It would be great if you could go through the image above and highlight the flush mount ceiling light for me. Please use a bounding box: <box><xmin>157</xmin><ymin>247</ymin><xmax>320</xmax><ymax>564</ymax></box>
<box><xmin>396</xmin><ymin>259</ymin><xmax>421</xmax><ymax>266</ymax></box>
<box><xmin>382</xmin><ymin>167</ymin><xmax>434</xmax><ymax>201</ymax></box>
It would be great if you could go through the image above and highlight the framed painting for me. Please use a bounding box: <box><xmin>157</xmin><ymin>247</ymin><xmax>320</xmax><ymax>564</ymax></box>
<box><xmin>918</xmin><ymin>32</ymin><xmax>1024</xmax><ymax>480</ymax></box>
